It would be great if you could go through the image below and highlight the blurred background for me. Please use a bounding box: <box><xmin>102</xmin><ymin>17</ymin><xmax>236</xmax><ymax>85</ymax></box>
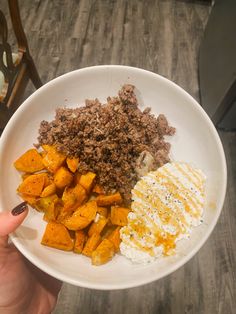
<box><xmin>0</xmin><ymin>1</ymin><xmax>235</xmax><ymax>313</ymax></box>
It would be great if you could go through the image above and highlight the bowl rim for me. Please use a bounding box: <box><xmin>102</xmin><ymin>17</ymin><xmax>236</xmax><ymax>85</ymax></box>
<box><xmin>0</xmin><ymin>65</ymin><xmax>227</xmax><ymax>290</ymax></box>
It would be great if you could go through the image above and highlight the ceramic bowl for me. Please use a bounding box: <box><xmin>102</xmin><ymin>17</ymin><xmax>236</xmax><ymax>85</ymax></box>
<box><xmin>0</xmin><ymin>65</ymin><xmax>227</xmax><ymax>290</ymax></box>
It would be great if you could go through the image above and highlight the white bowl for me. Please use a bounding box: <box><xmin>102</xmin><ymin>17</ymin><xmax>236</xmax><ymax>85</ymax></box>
<box><xmin>0</xmin><ymin>65</ymin><xmax>227</xmax><ymax>290</ymax></box>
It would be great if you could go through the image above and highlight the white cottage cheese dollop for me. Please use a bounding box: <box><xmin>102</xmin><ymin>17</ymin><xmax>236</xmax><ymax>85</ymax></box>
<box><xmin>120</xmin><ymin>162</ymin><xmax>206</xmax><ymax>264</ymax></box>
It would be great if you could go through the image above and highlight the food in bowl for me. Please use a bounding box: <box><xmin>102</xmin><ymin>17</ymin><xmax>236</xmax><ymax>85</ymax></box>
<box><xmin>0</xmin><ymin>64</ymin><xmax>226</xmax><ymax>289</ymax></box>
<box><xmin>13</xmin><ymin>83</ymin><xmax>206</xmax><ymax>266</ymax></box>
<box><xmin>120</xmin><ymin>162</ymin><xmax>206</xmax><ymax>264</ymax></box>
<box><xmin>37</xmin><ymin>84</ymin><xmax>175</xmax><ymax>202</ymax></box>
<box><xmin>14</xmin><ymin>145</ymin><xmax>129</xmax><ymax>265</ymax></box>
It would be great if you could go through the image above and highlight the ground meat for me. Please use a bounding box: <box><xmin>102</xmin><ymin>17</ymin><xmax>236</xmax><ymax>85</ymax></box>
<box><xmin>37</xmin><ymin>84</ymin><xmax>175</xmax><ymax>202</ymax></box>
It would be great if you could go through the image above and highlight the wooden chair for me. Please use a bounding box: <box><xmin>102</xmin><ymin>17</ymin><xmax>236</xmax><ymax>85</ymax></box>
<box><xmin>0</xmin><ymin>0</ymin><xmax>42</xmax><ymax>132</ymax></box>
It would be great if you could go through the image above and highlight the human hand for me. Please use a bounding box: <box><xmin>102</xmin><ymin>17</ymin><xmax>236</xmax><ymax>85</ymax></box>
<box><xmin>0</xmin><ymin>202</ymin><xmax>62</xmax><ymax>314</ymax></box>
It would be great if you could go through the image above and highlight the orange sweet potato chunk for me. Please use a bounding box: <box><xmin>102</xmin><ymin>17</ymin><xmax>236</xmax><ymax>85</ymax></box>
<box><xmin>43</xmin><ymin>198</ymin><xmax>60</xmax><ymax>222</ymax></box>
<box><xmin>66</xmin><ymin>157</ymin><xmax>79</xmax><ymax>173</ymax></box>
<box><xmin>97</xmin><ymin>206</ymin><xmax>108</xmax><ymax>217</ymax></box>
<box><xmin>91</xmin><ymin>239</ymin><xmax>115</xmax><ymax>266</ymax></box>
<box><xmin>54</xmin><ymin>167</ymin><xmax>73</xmax><ymax>189</ymax></box>
<box><xmin>64</xmin><ymin>215</ymin><xmax>90</xmax><ymax>231</ymax></box>
<box><xmin>88</xmin><ymin>215</ymin><xmax>108</xmax><ymax>237</ymax></box>
<box><xmin>14</xmin><ymin>142</ymin><xmax>131</xmax><ymax>265</ymax></box>
<box><xmin>101</xmin><ymin>225</ymin><xmax>116</xmax><ymax>238</ymax></box>
<box><xmin>58</xmin><ymin>186</ymin><xmax>87</xmax><ymax>222</ymax></box>
<box><xmin>76</xmin><ymin>200</ymin><xmax>97</xmax><ymax>220</ymax></box>
<box><xmin>41</xmin><ymin>182</ymin><xmax>56</xmax><ymax>197</ymax></box>
<box><xmin>96</xmin><ymin>192</ymin><xmax>122</xmax><ymax>207</ymax></box>
<box><xmin>14</xmin><ymin>149</ymin><xmax>45</xmax><ymax>173</ymax></box>
<box><xmin>42</xmin><ymin>146</ymin><xmax>66</xmax><ymax>173</ymax></box>
<box><xmin>63</xmin><ymin>200</ymin><xmax>97</xmax><ymax>230</ymax></box>
<box><xmin>74</xmin><ymin>230</ymin><xmax>87</xmax><ymax>254</ymax></box>
<box><xmin>62</xmin><ymin>183</ymin><xmax>87</xmax><ymax>211</ymax></box>
<box><xmin>18</xmin><ymin>173</ymin><xmax>46</xmax><ymax>196</ymax></box>
<box><xmin>73</xmin><ymin>172</ymin><xmax>81</xmax><ymax>185</ymax></box>
<box><xmin>78</xmin><ymin>172</ymin><xmax>96</xmax><ymax>192</ymax></box>
<box><xmin>82</xmin><ymin>233</ymin><xmax>101</xmax><ymax>257</ymax></box>
<box><xmin>35</xmin><ymin>194</ymin><xmax>58</xmax><ymax>213</ymax></box>
<box><xmin>41</xmin><ymin>221</ymin><xmax>74</xmax><ymax>251</ymax></box>
<box><xmin>43</xmin><ymin>174</ymin><xmax>53</xmax><ymax>187</ymax></box>
<box><xmin>92</xmin><ymin>184</ymin><xmax>105</xmax><ymax>195</ymax></box>
<box><xmin>107</xmin><ymin>226</ymin><xmax>121</xmax><ymax>252</ymax></box>
<box><xmin>110</xmin><ymin>206</ymin><xmax>130</xmax><ymax>226</ymax></box>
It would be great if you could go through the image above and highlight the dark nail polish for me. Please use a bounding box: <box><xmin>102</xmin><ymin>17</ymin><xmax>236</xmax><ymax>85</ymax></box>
<box><xmin>11</xmin><ymin>202</ymin><xmax>28</xmax><ymax>216</ymax></box>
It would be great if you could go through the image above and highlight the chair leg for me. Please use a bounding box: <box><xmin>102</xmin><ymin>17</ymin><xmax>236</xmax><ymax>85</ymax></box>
<box><xmin>26</xmin><ymin>55</ymin><xmax>43</xmax><ymax>89</ymax></box>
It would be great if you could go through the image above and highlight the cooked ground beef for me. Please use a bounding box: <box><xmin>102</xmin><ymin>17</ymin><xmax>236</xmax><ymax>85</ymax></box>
<box><xmin>37</xmin><ymin>84</ymin><xmax>175</xmax><ymax>202</ymax></box>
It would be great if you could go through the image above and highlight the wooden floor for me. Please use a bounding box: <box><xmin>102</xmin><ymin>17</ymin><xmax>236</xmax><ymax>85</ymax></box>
<box><xmin>1</xmin><ymin>1</ymin><xmax>236</xmax><ymax>313</ymax></box>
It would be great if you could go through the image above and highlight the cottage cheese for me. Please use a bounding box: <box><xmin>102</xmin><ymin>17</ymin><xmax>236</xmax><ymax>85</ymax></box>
<box><xmin>120</xmin><ymin>162</ymin><xmax>206</xmax><ymax>264</ymax></box>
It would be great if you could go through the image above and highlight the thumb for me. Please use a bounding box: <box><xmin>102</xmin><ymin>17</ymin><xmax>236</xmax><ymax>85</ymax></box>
<box><xmin>0</xmin><ymin>202</ymin><xmax>28</xmax><ymax>248</ymax></box>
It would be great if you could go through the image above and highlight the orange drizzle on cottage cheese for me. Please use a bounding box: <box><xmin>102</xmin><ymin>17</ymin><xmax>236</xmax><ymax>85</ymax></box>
<box><xmin>120</xmin><ymin>162</ymin><xmax>206</xmax><ymax>263</ymax></box>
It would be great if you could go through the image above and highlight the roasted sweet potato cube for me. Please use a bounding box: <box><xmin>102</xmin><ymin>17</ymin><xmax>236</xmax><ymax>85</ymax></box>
<box><xmin>54</xmin><ymin>201</ymin><xmax>66</xmax><ymax>222</ymax></box>
<box><xmin>110</xmin><ymin>206</ymin><xmax>130</xmax><ymax>226</ymax></box>
<box><xmin>96</xmin><ymin>192</ymin><xmax>122</xmax><ymax>206</ymax></box>
<box><xmin>91</xmin><ymin>239</ymin><xmax>115</xmax><ymax>266</ymax></box>
<box><xmin>41</xmin><ymin>182</ymin><xmax>56</xmax><ymax>197</ymax></box>
<box><xmin>82</xmin><ymin>233</ymin><xmax>101</xmax><ymax>257</ymax></box>
<box><xmin>97</xmin><ymin>206</ymin><xmax>108</xmax><ymax>217</ymax></box>
<box><xmin>54</xmin><ymin>167</ymin><xmax>73</xmax><ymax>189</ymax></box>
<box><xmin>92</xmin><ymin>184</ymin><xmax>105</xmax><ymax>194</ymax></box>
<box><xmin>35</xmin><ymin>194</ymin><xmax>58</xmax><ymax>212</ymax></box>
<box><xmin>73</xmin><ymin>172</ymin><xmax>81</xmax><ymax>184</ymax></box>
<box><xmin>43</xmin><ymin>174</ymin><xmax>53</xmax><ymax>187</ymax></box>
<box><xmin>43</xmin><ymin>199</ymin><xmax>60</xmax><ymax>222</ymax></box>
<box><xmin>41</xmin><ymin>221</ymin><xmax>74</xmax><ymax>251</ymax></box>
<box><xmin>58</xmin><ymin>189</ymin><xmax>87</xmax><ymax>222</ymax></box>
<box><xmin>101</xmin><ymin>225</ymin><xmax>116</xmax><ymax>238</ymax></box>
<box><xmin>107</xmin><ymin>226</ymin><xmax>121</xmax><ymax>252</ymax></box>
<box><xmin>66</xmin><ymin>157</ymin><xmax>79</xmax><ymax>173</ymax></box>
<box><xmin>74</xmin><ymin>230</ymin><xmax>87</xmax><ymax>254</ymax></box>
<box><xmin>62</xmin><ymin>184</ymin><xmax>87</xmax><ymax>211</ymax></box>
<box><xmin>106</xmin><ymin>212</ymin><xmax>113</xmax><ymax>227</ymax></box>
<box><xmin>40</xmin><ymin>151</ymin><xmax>47</xmax><ymax>159</ymax></box>
<box><xmin>64</xmin><ymin>215</ymin><xmax>91</xmax><ymax>231</ymax></box>
<box><xmin>14</xmin><ymin>149</ymin><xmax>45</xmax><ymax>173</ymax></box>
<box><xmin>63</xmin><ymin>200</ymin><xmax>97</xmax><ymax>230</ymax></box>
<box><xmin>88</xmin><ymin>215</ymin><xmax>108</xmax><ymax>237</ymax></box>
<box><xmin>56</xmin><ymin>206</ymin><xmax>73</xmax><ymax>222</ymax></box>
<box><xmin>76</xmin><ymin>200</ymin><xmax>97</xmax><ymax>221</ymax></box>
<box><xmin>42</xmin><ymin>146</ymin><xmax>66</xmax><ymax>173</ymax></box>
<box><xmin>18</xmin><ymin>173</ymin><xmax>46</xmax><ymax>196</ymax></box>
<box><xmin>78</xmin><ymin>172</ymin><xmax>96</xmax><ymax>192</ymax></box>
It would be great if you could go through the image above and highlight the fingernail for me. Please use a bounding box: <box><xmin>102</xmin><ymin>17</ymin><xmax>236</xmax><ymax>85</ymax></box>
<box><xmin>11</xmin><ymin>202</ymin><xmax>28</xmax><ymax>216</ymax></box>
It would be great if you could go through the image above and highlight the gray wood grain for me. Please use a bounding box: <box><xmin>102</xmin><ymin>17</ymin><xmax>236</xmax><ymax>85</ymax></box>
<box><xmin>1</xmin><ymin>0</ymin><xmax>235</xmax><ymax>313</ymax></box>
